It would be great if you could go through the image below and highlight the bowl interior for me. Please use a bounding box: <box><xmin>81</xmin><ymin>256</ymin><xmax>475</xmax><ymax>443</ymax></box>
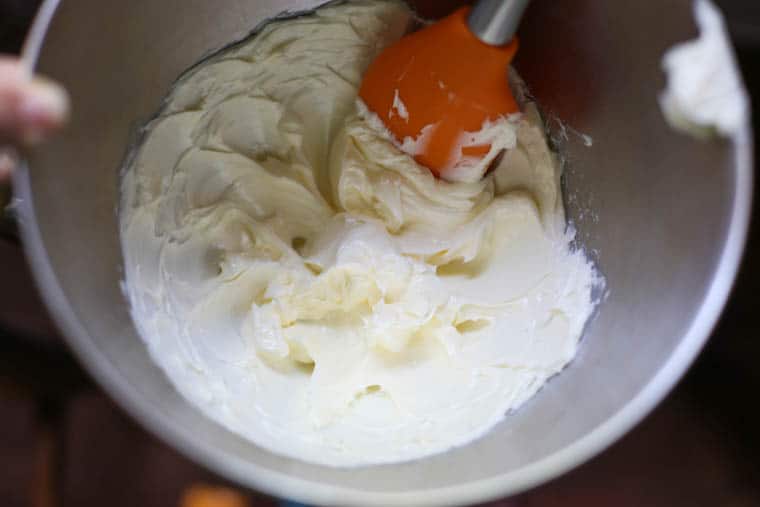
<box><xmin>17</xmin><ymin>0</ymin><xmax>750</xmax><ymax>505</ymax></box>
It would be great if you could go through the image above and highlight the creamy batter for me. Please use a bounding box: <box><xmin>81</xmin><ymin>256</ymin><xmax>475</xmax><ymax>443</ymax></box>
<box><xmin>660</xmin><ymin>0</ymin><xmax>749</xmax><ymax>138</ymax></box>
<box><xmin>120</xmin><ymin>0</ymin><xmax>598</xmax><ymax>466</ymax></box>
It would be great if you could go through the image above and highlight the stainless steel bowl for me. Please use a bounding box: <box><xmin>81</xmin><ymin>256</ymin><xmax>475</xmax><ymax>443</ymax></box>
<box><xmin>13</xmin><ymin>1</ymin><xmax>753</xmax><ymax>505</ymax></box>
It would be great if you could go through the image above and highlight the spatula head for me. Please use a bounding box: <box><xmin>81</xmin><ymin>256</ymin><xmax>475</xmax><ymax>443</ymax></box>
<box><xmin>359</xmin><ymin>6</ymin><xmax>519</xmax><ymax>178</ymax></box>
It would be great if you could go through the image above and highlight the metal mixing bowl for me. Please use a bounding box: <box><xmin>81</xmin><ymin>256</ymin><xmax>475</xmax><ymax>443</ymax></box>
<box><xmin>12</xmin><ymin>1</ymin><xmax>753</xmax><ymax>505</ymax></box>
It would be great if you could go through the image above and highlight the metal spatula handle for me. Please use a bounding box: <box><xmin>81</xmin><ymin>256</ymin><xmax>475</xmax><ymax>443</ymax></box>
<box><xmin>468</xmin><ymin>0</ymin><xmax>531</xmax><ymax>46</ymax></box>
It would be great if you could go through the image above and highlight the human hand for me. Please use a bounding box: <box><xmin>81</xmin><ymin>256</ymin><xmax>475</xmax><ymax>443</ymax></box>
<box><xmin>0</xmin><ymin>55</ymin><xmax>69</xmax><ymax>181</ymax></box>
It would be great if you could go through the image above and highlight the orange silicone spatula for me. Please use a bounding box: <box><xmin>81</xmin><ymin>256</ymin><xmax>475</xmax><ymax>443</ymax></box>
<box><xmin>359</xmin><ymin>0</ymin><xmax>530</xmax><ymax>179</ymax></box>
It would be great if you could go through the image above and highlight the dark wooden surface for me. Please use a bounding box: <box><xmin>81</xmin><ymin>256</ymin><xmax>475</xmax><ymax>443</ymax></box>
<box><xmin>1</xmin><ymin>2</ymin><xmax>759</xmax><ymax>506</ymax></box>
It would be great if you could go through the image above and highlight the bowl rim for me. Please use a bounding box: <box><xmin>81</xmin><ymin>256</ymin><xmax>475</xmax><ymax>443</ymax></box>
<box><xmin>13</xmin><ymin>1</ymin><xmax>755</xmax><ymax>505</ymax></box>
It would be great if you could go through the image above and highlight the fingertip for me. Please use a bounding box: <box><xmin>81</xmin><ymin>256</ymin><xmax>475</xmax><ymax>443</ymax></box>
<box><xmin>17</xmin><ymin>78</ymin><xmax>70</xmax><ymax>145</ymax></box>
<box><xmin>0</xmin><ymin>151</ymin><xmax>15</xmax><ymax>182</ymax></box>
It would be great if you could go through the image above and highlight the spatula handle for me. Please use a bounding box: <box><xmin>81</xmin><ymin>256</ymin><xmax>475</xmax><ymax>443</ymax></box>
<box><xmin>468</xmin><ymin>0</ymin><xmax>531</xmax><ymax>46</ymax></box>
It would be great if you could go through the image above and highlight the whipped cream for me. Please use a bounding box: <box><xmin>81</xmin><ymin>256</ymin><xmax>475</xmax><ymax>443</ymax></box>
<box><xmin>358</xmin><ymin>97</ymin><xmax>518</xmax><ymax>183</ymax></box>
<box><xmin>120</xmin><ymin>0</ymin><xmax>598</xmax><ymax>466</ymax></box>
<box><xmin>660</xmin><ymin>0</ymin><xmax>749</xmax><ymax>138</ymax></box>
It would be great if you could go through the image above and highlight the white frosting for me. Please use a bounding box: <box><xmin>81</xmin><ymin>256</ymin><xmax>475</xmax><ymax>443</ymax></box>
<box><xmin>660</xmin><ymin>0</ymin><xmax>749</xmax><ymax>138</ymax></box>
<box><xmin>357</xmin><ymin>98</ymin><xmax>517</xmax><ymax>183</ymax></box>
<box><xmin>120</xmin><ymin>0</ymin><xmax>597</xmax><ymax>466</ymax></box>
<box><xmin>390</xmin><ymin>89</ymin><xmax>409</xmax><ymax>121</ymax></box>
